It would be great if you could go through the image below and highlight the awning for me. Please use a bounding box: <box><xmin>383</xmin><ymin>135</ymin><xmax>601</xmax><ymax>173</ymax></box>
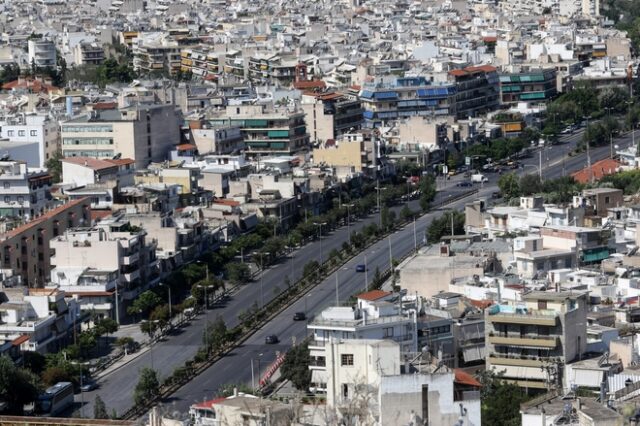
<box><xmin>311</xmin><ymin>369</ymin><xmax>328</xmax><ymax>384</ymax></box>
<box><xmin>463</xmin><ymin>345</ymin><xmax>485</xmax><ymax>363</ymax></box>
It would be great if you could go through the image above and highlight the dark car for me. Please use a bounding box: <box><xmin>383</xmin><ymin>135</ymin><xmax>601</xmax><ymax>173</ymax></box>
<box><xmin>265</xmin><ymin>335</ymin><xmax>279</xmax><ymax>344</ymax></box>
<box><xmin>491</xmin><ymin>191</ymin><xmax>502</xmax><ymax>199</ymax></box>
<box><xmin>456</xmin><ymin>181</ymin><xmax>473</xmax><ymax>188</ymax></box>
<box><xmin>80</xmin><ymin>380</ymin><xmax>98</xmax><ymax>392</ymax></box>
<box><xmin>293</xmin><ymin>312</ymin><xmax>306</xmax><ymax>321</ymax></box>
<box><xmin>355</xmin><ymin>264</ymin><xmax>366</xmax><ymax>272</ymax></box>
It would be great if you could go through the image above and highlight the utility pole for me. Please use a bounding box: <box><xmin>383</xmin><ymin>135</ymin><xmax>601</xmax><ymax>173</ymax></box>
<box><xmin>364</xmin><ymin>254</ymin><xmax>368</xmax><ymax>292</ymax></box>
<box><xmin>413</xmin><ymin>217</ymin><xmax>417</xmax><ymax>252</ymax></box>
<box><xmin>451</xmin><ymin>211</ymin><xmax>455</xmax><ymax>237</ymax></box>
<box><xmin>335</xmin><ymin>271</ymin><xmax>339</xmax><ymax>306</ymax></box>
<box><xmin>388</xmin><ymin>235</ymin><xmax>393</xmax><ymax>271</ymax></box>
<box><xmin>538</xmin><ymin>149</ymin><xmax>542</xmax><ymax>180</ymax></box>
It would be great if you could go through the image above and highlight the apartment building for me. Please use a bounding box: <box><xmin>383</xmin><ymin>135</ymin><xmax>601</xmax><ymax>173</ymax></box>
<box><xmin>312</xmin><ymin>136</ymin><xmax>376</xmax><ymax>180</ymax></box>
<box><xmin>207</xmin><ymin>104</ymin><xmax>309</xmax><ymax>157</ymax></box>
<box><xmin>0</xmin><ymin>198</ymin><xmax>91</xmax><ymax>287</ymax></box>
<box><xmin>72</xmin><ymin>42</ymin><xmax>105</xmax><ymax>66</ymax></box>
<box><xmin>0</xmin><ymin>287</ymin><xmax>80</xmax><ymax>354</ymax></box>
<box><xmin>27</xmin><ymin>38</ymin><xmax>56</xmax><ymax>68</ymax></box>
<box><xmin>0</xmin><ymin>114</ymin><xmax>60</xmax><ymax>167</ymax></box>
<box><xmin>499</xmin><ymin>69</ymin><xmax>558</xmax><ymax>106</ymax></box>
<box><xmin>61</xmin><ymin>157</ymin><xmax>135</xmax><ymax>188</ymax></box>
<box><xmin>540</xmin><ymin>225</ymin><xmax>613</xmax><ymax>265</ymax></box>
<box><xmin>60</xmin><ymin>104</ymin><xmax>181</xmax><ymax>168</ymax></box>
<box><xmin>49</xmin><ymin>226</ymin><xmax>157</xmax><ymax>318</ymax></box>
<box><xmin>180</xmin><ymin>48</ymin><xmax>222</xmax><ymax>77</ymax></box>
<box><xmin>448</xmin><ymin>65</ymin><xmax>500</xmax><ymax>119</ymax></box>
<box><xmin>191</xmin><ymin>124</ymin><xmax>245</xmax><ymax>155</ymax></box>
<box><xmin>324</xmin><ymin>339</ymin><xmax>481</xmax><ymax>426</ymax></box>
<box><xmin>133</xmin><ymin>36</ymin><xmax>181</xmax><ymax>76</ymax></box>
<box><xmin>301</xmin><ymin>91</ymin><xmax>364</xmax><ymax>143</ymax></box>
<box><xmin>485</xmin><ymin>291</ymin><xmax>588</xmax><ymax>390</ymax></box>
<box><xmin>307</xmin><ymin>290</ymin><xmax>418</xmax><ymax>393</ymax></box>
<box><xmin>0</xmin><ymin>161</ymin><xmax>53</xmax><ymax>219</ymax></box>
<box><xmin>573</xmin><ymin>188</ymin><xmax>623</xmax><ymax>217</ymax></box>
<box><xmin>247</xmin><ymin>53</ymin><xmax>298</xmax><ymax>84</ymax></box>
<box><xmin>359</xmin><ymin>77</ymin><xmax>457</xmax><ymax>127</ymax></box>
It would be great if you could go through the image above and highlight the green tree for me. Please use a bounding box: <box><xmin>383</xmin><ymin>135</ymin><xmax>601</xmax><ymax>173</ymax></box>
<box><xmin>94</xmin><ymin>395</ymin><xmax>109</xmax><ymax>419</ymax></box>
<box><xmin>203</xmin><ymin>315</ymin><xmax>228</xmax><ymax>354</ymax></box>
<box><xmin>45</xmin><ymin>151</ymin><xmax>64</xmax><ymax>183</ymax></box>
<box><xmin>426</xmin><ymin>210</ymin><xmax>465</xmax><ymax>244</ymax></box>
<box><xmin>479</xmin><ymin>370</ymin><xmax>530</xmax><ymax>426</ymax></box>
<box><xmin>519</xmin><ymin>174</ymin><xmax>543</xmax><ymax>196</ymax></box>
<box><xmin>225</xmin><ymin>262</ymin><xmax>251</xmax><ymax>285</ymax></box>
<box><xmin>497</xmin><ymin>173</ymin><xmax>521</xmax><ymax>200</ymax></box>
<box><xmin>127</xmin><ymin>290</ymin><xmax>162</xmax><ymax>318</ymax></box>
<box><xmin>0</xmin><ymin>356</ymin><xmax>40</xmax><ymax>414</ymax></box>
<box><xmin>280</xmin><ymin>342</ymin><xmax>311</xmax><ymax>391</ymax></box>
<box><xmin>133</xmin><ymin>367</ymin><xmax>160</xmax><ymax>406</ymax></box>
<box><xmin>149</xmin><ymin>304</ymin><xmax>170</xmax><ymax>334</ymax></box>
<box><xmin>22</xmin><ymin>351</ymin><xmax>46</xmax><ymax>375</ymax></box>
<box><xmin>140</xmin><ymin>320</ymin><xmax>158</xmax><ymax>341</ymax></box>
<box><xmin>0</xmin><ymin>63</ymin><xmax>21</xmax><ymax>85</ymax></box>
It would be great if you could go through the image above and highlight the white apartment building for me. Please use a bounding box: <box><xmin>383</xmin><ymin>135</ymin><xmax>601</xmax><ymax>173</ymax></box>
<box><xmin>191</xmin><ymin>125</ymin><xmax>245</xmax><ymax>155</ymax></box>
<box><xmin>49</xmin><ymin>226</ymin><xmax>158</xmax><ymax>319</ymax></box>
<box><xmin>485</xmin><ymin>291</ymin><xmax>588</xmax><ymax>390</ymax></box>
<box><xmin>0</xmin><ymin>287</ymin><xmax>79</xmax><ymax>354</ymax></box>
<box><xmin>0</xmin><ymin>114</ymin><xmax>60</xmax><ymax>167</ymax></box>
<box><xmin>324</xmin><ymin>339</ymin><xmax>481</xmax><ymax>426</ymax></box>
<box><xmin>60</xmin><ymin>104</ymin><xmax>181</xmax><ymax>169</ymax></box>
<box><xmin>72</xmin><ymin>42</ymin><xmax>105</xmax><ymax>66</ymax></box>
<box><xmin>307</xmin><ymin>290</ymin><xmax>418</xmax><ymax>393</ymax></box>
<box><xmin>0</xmin><ymin>161</ymin><xmax>53</xmax><ymax>219</ymax></box>
<box><xmin>27</xmin><ymin>39</ymin><xmax>56</xmax><ymax>68</ymax></box>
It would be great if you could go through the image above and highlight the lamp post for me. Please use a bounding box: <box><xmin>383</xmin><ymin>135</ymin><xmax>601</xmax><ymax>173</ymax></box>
<box><xmin>346</xmin><ymin>204</ymin><xmax>354</xmax><ymax>246</ymax></box>
<box><xmin>160</xmin><ymin>282</ymin><xmax>172</xmax><ymax>320</ymax></box>
<box><xmin>315</xmin><ymin>222</ymin><xmax>326</xmax><ymax>265</ymax></box>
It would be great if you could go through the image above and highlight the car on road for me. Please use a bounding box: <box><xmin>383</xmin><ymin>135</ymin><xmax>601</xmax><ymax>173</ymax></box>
<box><xmin>456</xmin><ymin>181</ymin><xmax>473</xmax><ymax>188</ymax></box>
<box><xmin>491</xmin><ymin>191</ymin><xmax>502</xmax><ymax>199</ymax></box>
<box><xmin>355</xmin><ymin>264</ymin><xmax>366</xmax><ymax>272</ymax></box>
<box><xmin>293</xmin><ymin>312</ymin><xmax>306</xmax><ymax>321</ymax></box>
<box><xmin>80</xmin><ymin>380</ymin><xmax>98</xmax><ymax>392</ymax></box>
<box><xmin>265</xmin><ymin>335</ymin><xmax>279</xmax><ymax>344</ymax></box>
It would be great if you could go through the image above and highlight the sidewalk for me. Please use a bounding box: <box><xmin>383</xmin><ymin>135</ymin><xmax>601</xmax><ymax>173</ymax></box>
<box><xmin>92</xmin><ymin>323</ymin><xmax>152</xmax><ymax>381</ymax></box>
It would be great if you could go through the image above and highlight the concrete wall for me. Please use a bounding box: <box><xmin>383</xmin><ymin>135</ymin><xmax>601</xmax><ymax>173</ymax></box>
<box><xmin>313</xmin><ymin>140</ymin><xmax>364</xmax><ymax>171</ymax></box>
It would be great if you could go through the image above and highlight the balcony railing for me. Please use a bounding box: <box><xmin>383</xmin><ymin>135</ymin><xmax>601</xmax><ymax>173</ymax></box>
<box><xmin>488</xmin><ymin>334</ymin><xmax>558</xmax><ymax>348</ymax></box>
<box><xmin>488</xmin><ymin>354</ymin><xmax>547</xmax><ymax>368</ymax></box>
<box><xmin>488</xmin><ymin>310</ymin><xmax>558</xmax><ymax>326</ymax></box>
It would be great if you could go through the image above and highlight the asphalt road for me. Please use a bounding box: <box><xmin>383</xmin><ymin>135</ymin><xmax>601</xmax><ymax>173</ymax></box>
<box><xmin>75</xmin><ymin>126</ymin><xmax>625</xmax><ymax>417</ymax></box>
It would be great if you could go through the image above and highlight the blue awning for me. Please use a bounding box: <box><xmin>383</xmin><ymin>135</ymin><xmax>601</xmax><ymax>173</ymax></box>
<box><xmin>373</xmin><ymin>91</ymin><xmax>398</xmax><ymax>100</ymax></box>
<box><xmin>360</xmin><ymin>90</ymin><xmax>374</xmax><ymax>99</ymax></box>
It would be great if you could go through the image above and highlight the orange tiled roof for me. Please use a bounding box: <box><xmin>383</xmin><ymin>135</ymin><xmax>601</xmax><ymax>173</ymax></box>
<box><xmin>0</xmin><ymin>198</ymin><xmax>89</xmax><ymax>241</ymax></box>
<box><xmin>176</xmin><ymin>143</ymin><xmax>197</xmax><ymax>151</ymax></box>
<box><xmin>571</xmin><ymin>158</ymin><xmax>621</xmax><ymax>184</ymax></box>
<box><xmin>357</xmin><ymin>290</ymin><xmax>391</xmax><ymax>301</ymax></box>
<box><xmin>2</xmin><ymin>77</ymin><xmax>59</xmax><ymax>93</ymax></box>
<box><xmin>454</xmin><ymin>369</ymin><xmax>482</xmax><ymax>387</ymax></box>
<box><xmin>62</xmin><ymin>157</ymin><xmax>118</xmax><ymax>171</ymax></box>
<box><xmin>11</xmin><ymin>335</ymin><xmax>30</xmax><ymax>346</ymax></box>
<box><xmin>293</xmin><ymin>80</ymin><xmax>327</xmax><ymax>90</ymax></box>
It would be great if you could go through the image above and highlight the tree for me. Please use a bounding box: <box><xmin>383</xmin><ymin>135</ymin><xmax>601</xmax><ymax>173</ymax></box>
<box><xmin>0</xmin><ymin>63</ymin><xmax>21</xmax><ymax>85</ymax></box>
<box><xmin>400</xmin><ymin>204</ymin><xmax>413</xmax><ymax>222</ymax></box>
<box><xmin>42</xmin><ymin>366</ymin><xmax>75</xmax><ymax>386</ymax></box>
<box><xmin>479</xmin><ymin>370</ymin><xmax>530</xmax><ymax>426</ymax></box>
<box><xmin>426</xmin><ymin>210</ymin><xmax>465</xmax><ymax>244</ymax></box>
<box><xmin>149</xmin><ymin>304</ymin><xmax>170</xmax><ymax>334</ymax></box>
<box><xmin>133</xmin><ymin>367</ymin><xmax>160</xmax><ymax>406</ymax></box>
<box><xmin>140</xmin><ymin>320</ymin><xmax>158</xmax><ymax>341</ymax></box>
<box><xmin>519</xmin><ymin>174</ymin><xmax>542</xmax><ymax>196</ymax></box>
<box><xmin>127</xmin><ymin>290</ymin><xmax>162</xmax><ymax>318</ymax></box>
<box><xmin>22</xmin><ymin>351</ymin><xmax>46</xmax><ymax>375</ymax></box>
<box><xmin>0</xmin><ymin>356</ymin><xmax>40</xmax><ymax>414</ymax></box>
<box><xmin>203</xmin><ymin>315</ymin><xmax>228</xmax><ymax>354</ymax></box>
<box><xmin>94</xmin><ymin>395</ymin><xmax>109</xmax><ymax>419</ymax></box>
<box><xmin>45</xmin><ymin>151</ymin><xmax>64</xmax><ymax>183</ymax></box>
<box><xmin>225</xmin><ymin>262</ymin><xmax>251</xmax><ymax>285</ymax></box>
<box><xmin>280</xmin><ymin>343</ymin><xmax>311</xmax><ymax>391</ymax></box>
<box><xmin>497</xmin><ymin>173</ymin><xmax>520</xmax><ymax>200</ymax></box>
<box><xmin>95</xmin><ymin>318</ymin><xmax>118</xmax><ymax>337</ymax></box>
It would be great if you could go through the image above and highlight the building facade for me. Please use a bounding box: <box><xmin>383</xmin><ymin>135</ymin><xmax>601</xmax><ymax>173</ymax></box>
<box><xmin>0</xmin><ymin>161</ymin><xmax>53</xmax><ymax>219</ymax></box>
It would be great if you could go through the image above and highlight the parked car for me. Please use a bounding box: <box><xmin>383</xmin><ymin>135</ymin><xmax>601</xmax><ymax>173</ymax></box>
<box><xmin>293</xmin><ymin>312</ymin><xmax>306</xmax><ymax>321</ymax></box>
<box><xmin>265</xmin><ymin>335</ymin><xmax>279</xmax><ymax>344</ymax></box>
<box><xmin>491</xmin><ymin>191</ymin><xmax>502</xmax><ymax>199</ymax></box>
<box><xmin>80</xmin><ymin>380</ymin><xmax>98</xmax><ymax>392</ymax></box>
<box><xmin>355</xmin><ymin>264</ymin><xmax>366</xmax><ymax>272</ymax></box>
<box><xmin>456</xmin><ymin>181</ymin><xmax>473</xmax><ymax>188</ymax></box>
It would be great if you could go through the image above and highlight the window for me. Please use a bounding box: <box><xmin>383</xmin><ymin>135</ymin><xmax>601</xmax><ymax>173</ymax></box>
<box><xmin>605</xmin><ymin>196</ymin><xmax>610</xmax><ymax>204</ymax></box>
<box><xmin>18</xmin><ymin>130</ymin><xmax>25</xmax><ymax>137</ymax></box>
<box><xmin>30</xmin><ymin>130</ymin><xmax>38</xmax><ymax>137</ymax></box>
<box><xmin>340</xmin><ymin>354</ymin><xmax>354</xmax><ymax>366</ymax></box>
<box><xmin>342</xmin><ymin>383</ymin><xmax>349</xmax><ymax>399</ymax></box>
<box><xmin>7</xmin><ymin>130</ymin><xmax>14</xmax><ymax>137</ymax></box>
<box><xmin>383</xmin><ymin>327</ymin><xmax>394</xmax><ymax>337</ymax></box>
<box><xmin>3</xmin><ymin>182</ymin><xmax>9</xmax><ymax>189</ymax></box>
<box><xmin>3</xmin><ymin>196</ymin><xmax>9</xmax><ymax>203</ymax></box>
<box><xmin>17</xmin><ymin>196</ymin><xmax>24</xmax><ymax>204</ymax></box>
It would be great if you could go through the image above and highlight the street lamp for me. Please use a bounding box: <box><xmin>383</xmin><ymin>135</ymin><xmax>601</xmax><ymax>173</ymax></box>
<box><xmin>251</xmin><ymin>352</ymin><xmax>264</xmax><ymax>390</ymax></box>
<box><xmin>254</xmin><ymin>251</ymin><xmax>272</xmax><ymax>308</ymax></box>
<box><xmin>345</xmin><ymin>204</ymin><xmax>354</xmax><ymax>246</ymax></box>
<box><xmin>315</xmin><ymin>222</ymin><xmax>327</xmax><ymax>265</ymax></box>
<box><xmin>160</xmin><ymin>282</ymin><xmax>172</xmax><ymax>320</ymax></box>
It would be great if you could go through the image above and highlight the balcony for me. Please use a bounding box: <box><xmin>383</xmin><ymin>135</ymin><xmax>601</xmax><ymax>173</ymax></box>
<box><xmin>122</xmin><ymin>252</ymin><xmax>139</xmax><ymax>265</ymax></box>
<box><xmin>123</xmin><ymin>270</ymin><xmax>140</xmax><ymax>282</ymax></box>
<box><xmin>488</xmin><ymin>354</ymin><xmax>545</xmax><ymax>368</ymax></box>
<box><xmin>488</xmin><ymin>334</ymin><xmax>557</xmax><ymax>348</ymax></box>
<box><xmin>488</xmin><ymin>311</ymin><xmax>558</xmax><ymax>326</ymax></box>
